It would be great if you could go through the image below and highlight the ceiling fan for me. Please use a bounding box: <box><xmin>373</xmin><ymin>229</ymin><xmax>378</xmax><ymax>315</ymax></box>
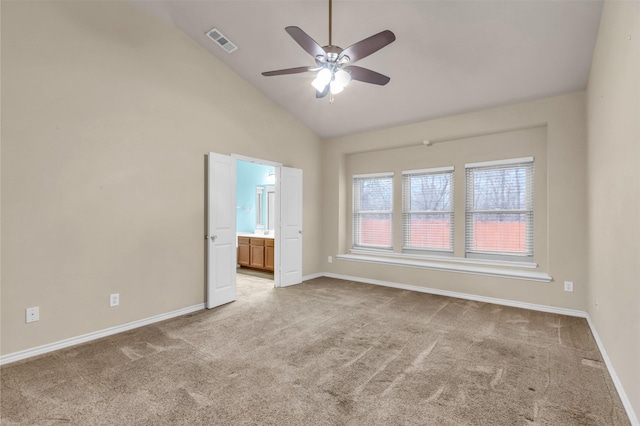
<box><xmin>261</xmin><ymin>0</ymin><xmax>396</xmax><ymax>100</ymax></box>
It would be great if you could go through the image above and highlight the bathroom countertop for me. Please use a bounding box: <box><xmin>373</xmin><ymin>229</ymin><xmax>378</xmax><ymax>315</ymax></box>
<box><xmin>237</xmin><ymin>232</ymin><xmax>274</xmax><ymax>239</ymax></box>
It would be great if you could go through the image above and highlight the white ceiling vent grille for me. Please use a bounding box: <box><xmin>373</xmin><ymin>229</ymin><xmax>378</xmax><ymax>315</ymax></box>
<box><xmin>206</xmin><ymin>28</ymin><xmax>238</xmax><ymax>53</ymax></box>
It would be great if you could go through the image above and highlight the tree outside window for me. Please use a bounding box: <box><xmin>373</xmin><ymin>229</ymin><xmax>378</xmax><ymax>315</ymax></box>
<box><xmin>353</xmin><ymin>174</ymin><xmax>393</xmax><ymax>249</ymax></box>
<box><xmin>403</xmin><ymin>168</ymin><xmax>454</xmax><ymax>252</ymax></box>
<box><xmin>465</xmin><ymin>159</ymin><xmax>534</xmax><ymax>258</ymax></box>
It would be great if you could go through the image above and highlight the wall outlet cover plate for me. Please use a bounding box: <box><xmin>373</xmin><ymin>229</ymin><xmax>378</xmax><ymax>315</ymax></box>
<box><xmin>26</xmin><ymin>307</ymin><xmax>40</xmax><ymax>323</ymax></box>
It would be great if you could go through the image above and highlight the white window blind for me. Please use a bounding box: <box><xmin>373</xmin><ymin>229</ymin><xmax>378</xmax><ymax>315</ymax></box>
<box><xmin>465</xmin><ymin>158</ymin><xmax>534</xmax><ymax>258</ymax></box>
<box><xmin>402</xmin><ymin>167</ymin><xmax>454</xmax><ymax>252</ymax></box>
<box><xmin>353</xmin><ymin>173</ymin><xmax>394</xmax><ymax>250</ymax></box>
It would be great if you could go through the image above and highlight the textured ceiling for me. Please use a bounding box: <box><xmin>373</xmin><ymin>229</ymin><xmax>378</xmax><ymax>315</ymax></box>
<box><xmin>132</xmin><ymin>1</ymin><xmax>603</xmax><ymax>139</ymax></box>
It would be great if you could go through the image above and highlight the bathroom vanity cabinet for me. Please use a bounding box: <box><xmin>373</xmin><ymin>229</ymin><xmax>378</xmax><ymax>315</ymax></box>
<box><xmin>238</xmin><ymin>236</ymin><xmax>274</xmax><ymax>272</ymax></box>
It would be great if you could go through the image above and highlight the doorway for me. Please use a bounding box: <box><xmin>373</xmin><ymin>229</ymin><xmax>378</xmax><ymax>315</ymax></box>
<box><xmin>206</xmin><ymin>152</ymin><xmax>303</xmax><ymax>309</ymax></box>
<box><xmin>235</xmin><ymin>159</ymin><xmax>276</xmax><ymax>285</ymax></box>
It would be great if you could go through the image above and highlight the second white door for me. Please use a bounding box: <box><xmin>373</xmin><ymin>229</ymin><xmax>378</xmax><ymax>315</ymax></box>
<box><xmin>277</xmin><ymin>166</ymin><xmax>303</xmax><ymax>287</ymax></box>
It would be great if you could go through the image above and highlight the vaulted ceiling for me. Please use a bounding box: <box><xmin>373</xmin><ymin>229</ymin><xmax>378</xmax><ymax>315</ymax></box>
<box><xmin>132</xmin><ymin>1</ymin><xmax>603</xmax><ymax>139</ymax></box>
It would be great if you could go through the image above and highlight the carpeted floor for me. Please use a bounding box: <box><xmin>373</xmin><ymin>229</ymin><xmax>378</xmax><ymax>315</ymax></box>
<box><xmin>1</xmin><ymin>276</ymin><xmax>630</xmax><ymax>425</ymax></box>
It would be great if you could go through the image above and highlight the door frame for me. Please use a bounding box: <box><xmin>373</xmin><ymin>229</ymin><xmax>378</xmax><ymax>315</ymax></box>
<box><xmin>231</xmin><ymin>154</ymin><xmax>285</xmax><ymax>288</ymax></box>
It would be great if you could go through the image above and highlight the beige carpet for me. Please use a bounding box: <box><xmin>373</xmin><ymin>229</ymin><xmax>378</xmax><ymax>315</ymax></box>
<box><xmin>1</xmin><ymin>276</ymin><xmax>630</xmax><ymax>425</ymax></box>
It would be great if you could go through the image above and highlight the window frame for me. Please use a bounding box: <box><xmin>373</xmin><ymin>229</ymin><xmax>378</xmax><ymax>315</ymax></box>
<box><xmin>352</xmin><ymin>172</ymin><xmax>395</xmax><ymax>252</ymax></box>
<box><xmin>464</xmin><ymin>157</ymin><xmax>534</xmax><ymax>262</ymax></box>
<box><xmin>402</xmin><ymin>166</ymin><xmax>455</xmax><ymax>256</ymax></box>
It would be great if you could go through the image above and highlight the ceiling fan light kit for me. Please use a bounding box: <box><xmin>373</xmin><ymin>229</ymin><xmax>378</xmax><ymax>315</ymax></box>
<box><xmin>312</xmin><ymin>68</ymin><xmax>351</xmax><ymax>94</ymax></box>
<box><xmin>262</xmin><ymin>0</ymin><xmax>395</xmax><ymax>101</ymax></box>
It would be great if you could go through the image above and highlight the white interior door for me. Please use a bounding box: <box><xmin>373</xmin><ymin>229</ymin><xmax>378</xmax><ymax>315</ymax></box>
<box><xmin>207</xmin><ymin>152</ymin><xmax>237</xmax><ymax>309</ymax></box>
<box><xmin>277</xmin><ymin>166</ymin><xmax>303</xmax><ymax>287</ymax></box>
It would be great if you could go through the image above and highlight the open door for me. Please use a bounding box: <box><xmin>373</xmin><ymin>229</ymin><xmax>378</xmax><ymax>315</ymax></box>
<box><xmin>277</xmin><ymin>166</ymin><xmax>303</xmax><ymax>287</ymax></box>
<box><xmin>207</xmin><ymin>152</ymin><xmax>237</xmax><ymax>308</ymax></box>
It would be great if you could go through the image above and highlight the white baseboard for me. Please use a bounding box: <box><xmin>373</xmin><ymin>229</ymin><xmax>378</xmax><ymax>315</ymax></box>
<box><xmin>0</xmin><ymin>304</ymin><xmax>205</xmax><ymax>366</ymax></box>
<box><xmin>585</xmin><ymin>315</ymin><xmax>639</xmax><ymax>426</ymax></box>
<box><xmin>302</xmin><ymin>272</ymin><xmax>325</xmax><ymax>281</ymax></box>
<box><xmin>320</xmin><ymin>271</ymin><xmax>638</xmax><ymax>426</ymax></box>
<box><xmin>322</xmin><ymin>272</ymin><xmax>587</xmax><ymax>317</ymax></box>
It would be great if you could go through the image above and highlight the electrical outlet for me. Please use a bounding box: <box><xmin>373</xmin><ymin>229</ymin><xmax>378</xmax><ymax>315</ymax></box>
<box><xmin>328</xmin><ymin>256</ymin><xmax>333</xmax><ymax>264</ymax></box>
<box><xmin>110</xmin><ymin>293</ymin><xmax>120</xmax><ymax>307</ymax></box>
<box><xmin>26</xmin><ymin>307</ymin><xmax>40</xmax><ymax>323</ymax></box>
<box><xmin>564</xmin><ymin>281</ymin><xmax>574</xmax><ymax>292</ymax></box>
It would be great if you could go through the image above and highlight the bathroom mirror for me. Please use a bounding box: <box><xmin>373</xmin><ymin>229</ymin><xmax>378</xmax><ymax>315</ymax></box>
<box><xmin>266</xmin><ymin>185</ymin><xmax>275</xmax><ymax>231</ymax></box>
<box><xmin>255</xmin><ymin>186</ymin><xmax>264</xmax><ymax>229</ymax></box>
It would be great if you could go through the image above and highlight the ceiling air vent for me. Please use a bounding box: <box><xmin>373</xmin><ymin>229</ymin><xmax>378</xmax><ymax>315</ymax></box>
<box><xmin>206</xmin><ymin>27</ymin><xmax>238</xmax><ymax>53</ymax></box>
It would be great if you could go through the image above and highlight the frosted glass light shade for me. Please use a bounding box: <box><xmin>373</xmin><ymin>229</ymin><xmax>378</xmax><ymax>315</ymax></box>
<box><xmin>334</xmin><ymin>69</ymin><xmax>351</xmax><ymax>87</ymax></box>
<box><xmin>311</xmin><ymin>68</ymin><xmax>332</xmax><ymax>92</ymax></box>
<box><xmin>312</xmin><ymin>78</ymin><xmax>327</xmax><ymax>92</ymax></box>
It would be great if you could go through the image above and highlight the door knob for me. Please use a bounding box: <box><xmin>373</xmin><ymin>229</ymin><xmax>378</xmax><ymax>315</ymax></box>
<box><xmin>210</xmin><ymin>235</ymin><xmax>218</xmax><ymax>242</ymax></box>
<box><xmin>298</xmin><ymin>230</ymin><xmax>303</xmax><ymax>235</ymax></box>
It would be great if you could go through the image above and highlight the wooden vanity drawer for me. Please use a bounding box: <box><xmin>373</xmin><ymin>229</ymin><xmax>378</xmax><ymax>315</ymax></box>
<box><xmin>250</xmin><ymin>238</ymin><xmax>265</xmax><ymax>246</ymax></box>
<box><xmin>265</xmin><ymin>239</ymin><xmax>274</xmax><ymax>247</ymax></box>
<box><xmin>238</xmin><ymin>236</ymin><xmax>250</xmax><ymax>245</ymax></box>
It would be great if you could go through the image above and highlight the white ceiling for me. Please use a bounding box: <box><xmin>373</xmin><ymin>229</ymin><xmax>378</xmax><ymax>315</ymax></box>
<box><xmin>132</xmin><ymin>1</ymin><xmax>603</xmax><ymax>139</ymax></box>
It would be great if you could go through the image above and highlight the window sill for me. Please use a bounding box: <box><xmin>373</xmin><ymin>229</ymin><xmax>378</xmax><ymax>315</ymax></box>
<box><xmin>337</xmin><ymin>252</ymin><xmax>552</xmax><ymax>282</ymax></box>
<box><xmin>394</xmin><ymin>250</ymin><xmax>537</xmax><ymax>269</ymax></box>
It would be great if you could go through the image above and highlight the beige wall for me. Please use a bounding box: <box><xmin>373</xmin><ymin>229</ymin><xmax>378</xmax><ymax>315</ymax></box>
<box><xmin>0</xmin><ymin>1</ymin><xmax>322</xmax><ymax>355</ymax></box>
<box><xmin>587</xmin><ymin>0</ymin><xmax>640</xmax><ymax>418</ymax></box>
<box><xmin>322</xmin><ymin>92</ymin><xmax>588</xmax><ymax>310</ymax></box>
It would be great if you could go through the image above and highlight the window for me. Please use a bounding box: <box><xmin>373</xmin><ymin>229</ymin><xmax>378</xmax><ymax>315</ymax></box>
<box><xmin>465</xmin><ymin>157</ymin><xmax>534</xmax><ymax>260</ymax></box>
<box><xmin>402</xmin><ymin>167</ymin><xmax>454</xmax><ymax>253</ymax></box>
<box><xmin>353</xmin><ymin>173</ymin><xmax>394</xmax><ymax>250</ymax></box>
